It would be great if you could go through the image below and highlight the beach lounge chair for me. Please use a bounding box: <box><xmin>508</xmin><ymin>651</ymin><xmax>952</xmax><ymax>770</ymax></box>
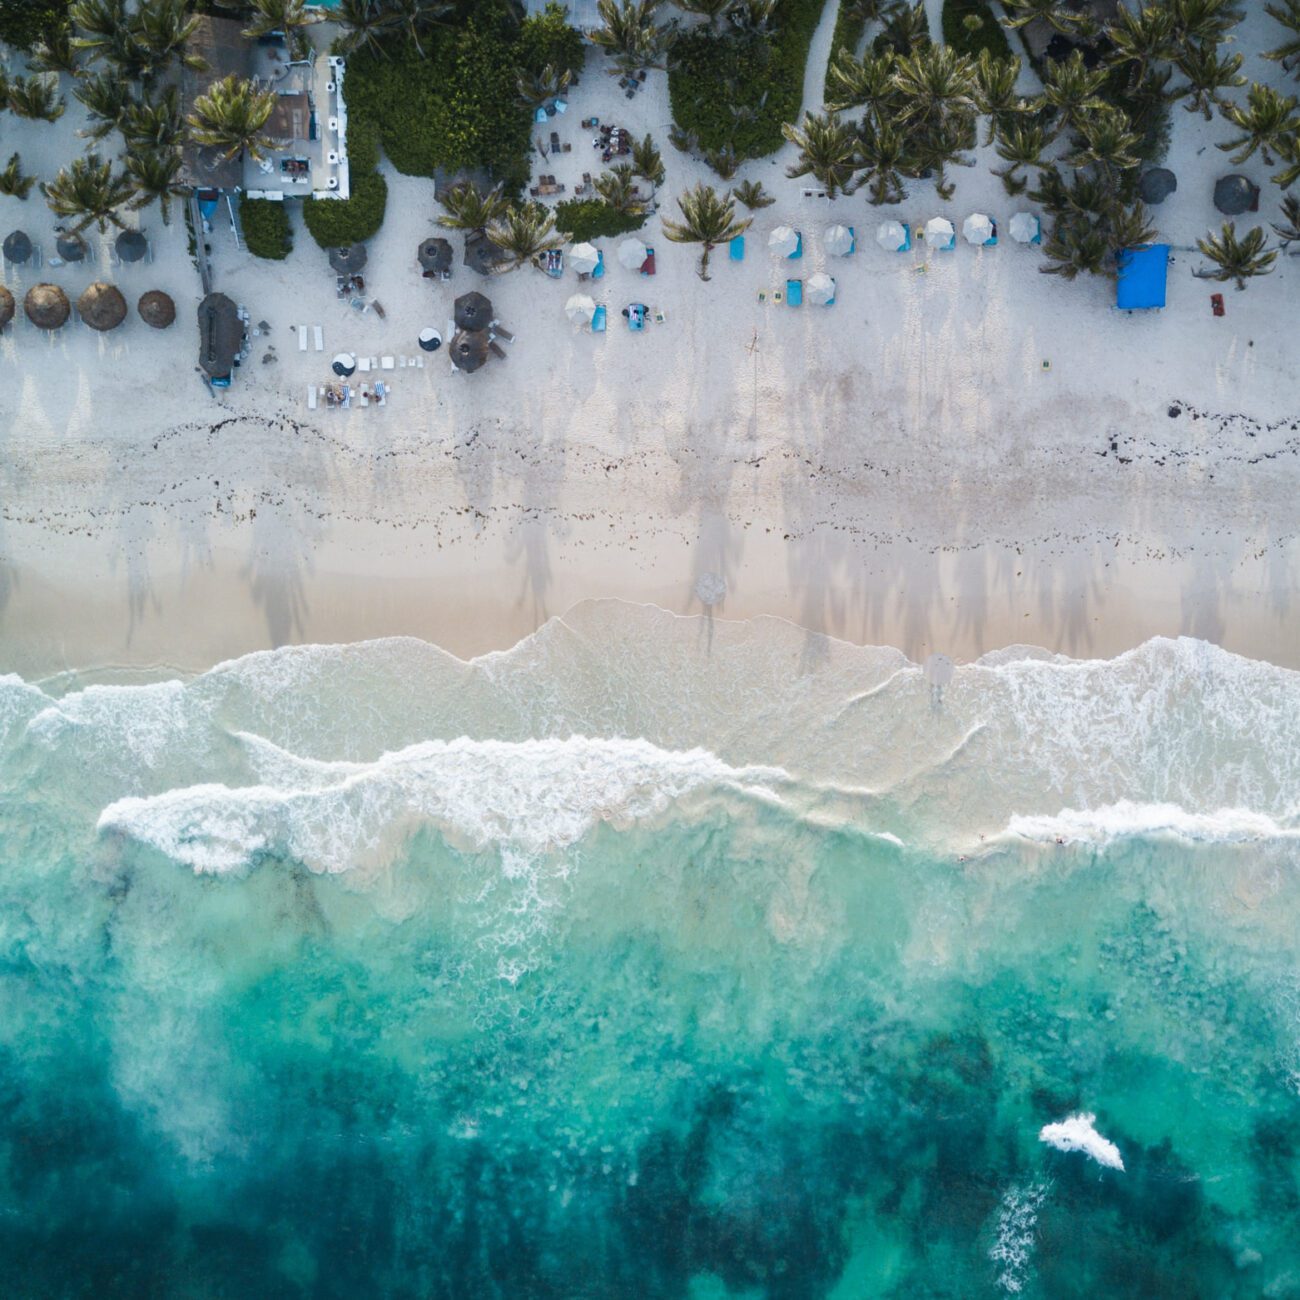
<box><xmin>298</xmin><ymin>325</ymin><xmax>307</xmax><ymax>351</ymax></box>
<box><xmin>375</xmin><ymin>382</ymin><xmax>388</xmax><ymax>406</ymax></box>
<box><xmin>592</xmin><ymin>250</ymin><xmax>605</xmax><ymax>279</ymax></box>
<box><xmin>847</xmin><ymin>227</ymin><xmax>856</xmax><ymax>254</ymax></box>
<box><xmin>786</xmin><ymin>279</ymin><xmax>803</xmax><ymax>306</ymax></box>
<box><xmin>730</xmin><ymin>235</ymin><xmax>745</xmax><ymax>261</ymax></box>
<box><xmin>789</xmin><ymin>232</ymin><xmax>803</xmax><ymax>260</ymax></box>
<box><xmin>358</xmin><ymin>356</ymin><xmax>371</xmax><ymax>372</ymax></box>
<box><xmin>307</xmin><ymin>385</ymin><xmax>317</xmax><ymax>410</ymax></box>
<box><xmin>359</xmin><ymin>388</ymin><xmax>370</xmax><ymax>408</ymax></box>
<box><xmin>640</xmin><ymin>249</ymin><xmax>656</xmax><ymax>275</ymax></box>
<box><xmin>313</xmin><ymin>325</ymin><xmax>324</xmax><ymax>351</ymax></box>
<box><xmin>624</xmin><ymin>303</ymin><xmax>646</xmax><ymax>332</ymax></box>
<box><xmin>591</xmin><ymin>304</ymin><xmax>607</xmax><ymax>332</ymax></box>
<box><xmin>381</xmin><ymin>356</ymin><xmax>395</xmax><ymax>370</ymax></box>
<box><xmin>489</xmin><ymin>340</ymin><xmax>507</xmax><ymax>360</ymax></box>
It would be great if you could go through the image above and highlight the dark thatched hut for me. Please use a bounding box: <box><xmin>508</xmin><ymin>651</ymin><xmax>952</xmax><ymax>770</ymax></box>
<box><xmin>25</xmin><ymin>283</ymin><xmax>70</xmax><ymax>330</ymax></box>
<box><xmin>138</xmin><ymin>290</ymin><xmax>177</xmax><ymax>329</ymax></box>
<box><xmin>78</xmin><ymin>282</ymin><xmax>128</xmax><ymax>332</ymax></box>
<box><xmin>450</xmin><ymin>329</ymin><xmax>489</xmax><ymax>373</ymax></box>
<box><xmin>197</xmin><ymin>291</ymin><xmax>242</xmax><ymax>379</ymax></box>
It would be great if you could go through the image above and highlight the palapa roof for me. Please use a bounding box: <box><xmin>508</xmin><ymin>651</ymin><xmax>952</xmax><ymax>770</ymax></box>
<box><xmin>3</xmin><ymin>230</ymin><xmax>32</xmax><ymax>263</ymax></box>
<box><xmin>56</xmin><ymin>232</ymin><xmax>87</xmax><ymax>261</ymax></box>
<box><xmin>1138</xmin><ymin>168</ymin><xmax>1177</xmax><ymax>205</ymax></box>
<box><xmin>418</xmin><ymin>237</ymin><xmax>453</xmax><ymax>273</ymax></box>
<box><xmin>116</xmin><ymin>230</ymin><xmax>148</xmax><ymax>263</ymax></box>
<box><xmin>450</xmin><ymin>329</ymin><xmax>489</xmax><ymax>373</ymax></box>
<box><xmin>329</xmin><ymin>244</ymin><xmax>368</xmax><ymax>274</ymax></box>
<box><xmin>180</xmin><ymin>16</ymin><xmax>252</xmax><ymax>191</ymax></box>
<box><xmin>25</xmin><ymin>283</ymin><xmax>70</xmax><ymax>330</ymax></box>
<box><xmin>454</xmin><ymin>291</ymin><xmax>493</xmax><ymax>331</ymax></box>
<box><xmin>197</xmin><ymin>291</ymin><xmax>242</xmax><ymax>378</ymax></box>
<box><xmin>0</xmin><ymin>286</ymin><xmax>13</xmax><ymax>330</ymax></box>
<box><xmin>78</xmin><ymin>282</ymin><xmax>128</xmax><ymax>331</ymax></box>
<box><xmin>464</xmin><ymin>230</ymin><xmax>507</xmax><ymax>277</ymax></box>
<box><xmin>138</xmin><ymin>290</ymin><xmax>176</xmax><ymax>329</ymax></box>
<box><xmin>1213</xmin><ymin>174</ymin><xmax>1258</xmax><ymax>216</ymax></box>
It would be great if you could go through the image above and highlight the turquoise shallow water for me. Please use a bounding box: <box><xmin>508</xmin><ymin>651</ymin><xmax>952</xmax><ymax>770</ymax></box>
<box><xmin>2</xmin><ymin>604</ymin><xmax>1299</xmax><ymax>1297</ymax></box>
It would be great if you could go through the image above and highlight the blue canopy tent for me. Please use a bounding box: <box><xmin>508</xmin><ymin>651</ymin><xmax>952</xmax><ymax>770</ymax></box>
<box><xmin>1115</xmin><ymin>244</ymin><xmax>1170</xmax><ymax>310</ymax></box>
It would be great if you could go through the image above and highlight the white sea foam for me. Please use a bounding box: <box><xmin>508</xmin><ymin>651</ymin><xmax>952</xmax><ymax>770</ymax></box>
<box><xmin>988</xmin><ymin>1181</ymin><xmax>1049</xmax><ymax>1294</ymax></box>
<box><xmin>97</xmin><ymin>734</ymin><xmax>791</xmax><ymax>875</ymax></box>
<box><xmin>1002</xmin><ymin>801</ymin><xmax>1300</xmax><ymax>847</ymax></box>
<box><xmin>1039</xmin><ymin>1113</ymin><xmax>1125</xmax><ymax>1170</ymax></box>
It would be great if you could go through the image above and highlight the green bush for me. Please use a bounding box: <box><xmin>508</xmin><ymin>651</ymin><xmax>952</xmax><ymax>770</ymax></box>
<box><xmin>302</xmin><ymin>170</ymin><xmax>388</xmax><ymax>248</ymax></box>
<box><xmin>240</xmin><ymin>198</ymin><xmax>292</xmax><ymax>260</ymax></box>
<box><xmin>0</xmin><ymin>0</ymin><xmax>69</xmax><ymax>51</ymax></box>
<box><xmin>517</xmin><ymin>0</ymin><xmax>587</xmax><ymax>78</ymax></box>
<box><xmin>553</xmin><ymin>198</ymin><xmax>648</xmax><ymax>242</ymax></box>
<box><xmin>669</xmin><ymin>0</ymin><xmax>830</xmax><ymax>160</ymax></box>
<box><xmin>829</xmin><ymin>5</ymin><xmax>868</xmax><ymax>63</ymax></box>
<box><xmin>941</xmin><ymin>0</ymin><xmax>1011</xmax><ymax>60</ymax></box>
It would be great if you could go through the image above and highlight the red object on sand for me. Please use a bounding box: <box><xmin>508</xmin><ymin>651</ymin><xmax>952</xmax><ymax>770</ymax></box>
<box><xmin>1211</xmin><ymin>293</ymin><xmax>1225</xmax><ymax>317</ymax></box>
<box><xmin>640</xmin><ymin>250</ymin><xmax>656</xmax><ymax>276</ymax></box>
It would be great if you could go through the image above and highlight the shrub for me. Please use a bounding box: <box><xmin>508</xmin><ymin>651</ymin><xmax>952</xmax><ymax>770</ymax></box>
<box><xmin>302</xmin><ymin>170</ymin><xmax>388</xmax><ymax>248</ymax></box>
<box><xmin>516</xmin><ymin>0</ymin><xmax>586</xmax><ymax>78</ymax></box>
<box><xmin>669</xmin><ymin>0</ymin><xmax>830</xmax><ymax>161</ymax></box>
<box><xmin>240</xmin><ymin>198</ymin><xmax>292</xmax><ymax>260</ymax></box>
<box><xmin>553</xmin><ymin>198</ymin><xmax>647</xmax><ymax>242</ymax></box>
<box><xmin>829</xmin><ymin>5</ymin><xmax>868</xmax><ymax>63</ymax></box>
<box><xmin>0</xmin><ymin>0</ymin><xmax>69</xmax><ymax>52</ymax></box>
<box><xmin>941</xmin><ymin>0</ymin><xmax>1011</xmax><ymax>60</ymax></box>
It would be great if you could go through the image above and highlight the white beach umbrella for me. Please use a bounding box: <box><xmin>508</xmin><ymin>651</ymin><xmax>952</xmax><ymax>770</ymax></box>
<box><xmin>768</xmin><ymin>225</ymin><xmax>799</xmax><ymax>257</ymax></box>
<box><xmin>617</xmin><ymin>237</ymin><xmax>647</xmax><ymax>270</ymax></box>
<box><xmin>876</xmin><ymin>219</ymin><xmax>907</xmax><ymax>252</ymax></box>
<box><xmin>806</xmin><ymin>272</ymin><xmax>836</xmax><ymax>305</ymax></box>
<box><xmin>569</xmin><ymin>242</ymin><xmax>599</xmax><ymax>274</ymax></box>
<box><xmin>925</xmin><ymin>216</ymin><xmax>955</xmax><ymax>246</ymax></box>
<box><xmin>824</xmin><ymin>224</ymin><xmax>853</xmax><ymax>256</ymax></box>
<box><xmin>565</xmin><ymin>293</ymin><xmax>596</xmax><ymax>326</ymax></box>
<box><xmin>963</xmin><ymin>213</ymin><xmax>994</xmax><ymax>246</ymax></box>
<box><xmin>1009</xmin><ymin>212</ymin><xmax>1040</xmax><ymax>244</ymax></box>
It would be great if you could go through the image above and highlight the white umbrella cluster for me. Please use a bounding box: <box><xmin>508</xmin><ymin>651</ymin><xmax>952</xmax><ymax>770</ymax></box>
<box><xmin>768</xmin><ymin>225</ymin><xmax>799</xmax><ymax>257</ymax></box>
<box><xmin>962</xmin><ymin>213</ymin><xmax>994</xmax><ymax>246</ymax></box>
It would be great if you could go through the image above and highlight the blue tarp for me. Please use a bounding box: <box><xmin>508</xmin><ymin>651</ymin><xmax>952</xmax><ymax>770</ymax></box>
<box><xmin>1116</xmin><ymin>244</ymin><xmax>1169</xmax><ymax>309</ymax></box>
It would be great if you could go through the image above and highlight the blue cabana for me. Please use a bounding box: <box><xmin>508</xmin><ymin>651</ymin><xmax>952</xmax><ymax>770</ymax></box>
<box><xmin>1115</xmin><ymin>244</ymin><xmax>1169</xmax><ymax>310</ymax></box>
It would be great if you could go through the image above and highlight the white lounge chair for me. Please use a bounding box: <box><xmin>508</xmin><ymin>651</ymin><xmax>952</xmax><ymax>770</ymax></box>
<box><xmin>307</xmin><ymin>384</ymin><xmax>317</xmax><ymax>410</ymax></box>
<box><xmin>358</xmin><ymin>356</ymin><xmax>371</xmax><ymax>372</ymax></box>
<box><xmin>298</xmin><ymin>325</ymin><xmax>307</xmax><ymax>351</ymax></box>
<box><xmin>313</xmin><ymin>325</ymin><xmax>324</xmax><ymax>351</ymax></box>
<box><xmin>381</xmin><ymin>355</ymin><xmax>394</xmax><ymax>370</ymax></box>
<box><xmin>375</xmin><ymin>382</ymin><xmax>388</xmax><ymax>407</ymax></box>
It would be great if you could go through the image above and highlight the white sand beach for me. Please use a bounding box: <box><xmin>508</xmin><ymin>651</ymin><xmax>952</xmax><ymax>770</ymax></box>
<box><xmin>1</xmin><ymin>1</ymin><xmax>1298</xmax><ymax>679</ymax></box>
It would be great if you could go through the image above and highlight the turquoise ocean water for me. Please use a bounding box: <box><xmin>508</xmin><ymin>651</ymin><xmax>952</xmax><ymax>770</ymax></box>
<box><xmin>2</xmin><ymin>602</ymin><xmax>1299</xmax><ymax>1298</ymax></box>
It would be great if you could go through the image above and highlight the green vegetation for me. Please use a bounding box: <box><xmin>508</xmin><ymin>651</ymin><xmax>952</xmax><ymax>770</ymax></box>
<box><xmin>669</xmin><ymin>0</ymin><xmax>830</xmax><ymax>167</ymax></box>
<box><xmin>552</xmin><ymin>197</ymin><xmax>647</xmax><ymax>242</ymax></box>
<box><xmin>241</xmin><ymin>197</ymin><xmax>293</xmax><ymax>260</ymax></box>
<box><xmin>660</xmin><ymin>181</ymin><xmax>751</xmax><ymax>280</ymax></box>
<box><xmin>302</xmin><ymin>168</ymin><xmax>387</xmax><ymax>248</ymax></box>
<box><xmin>1194</xmin><ymin>221</ymin><xmax>1278</xmax><ymax>290</ymax></box>
<box><xmin>0</xmin><ymin>0</ymin><xmax>71</xmax><ymax>53</ymax></box>
<box><xmin>941</xmin><ymin>0</ymin><xmax>1012</xmax><ymax>61</ymax></box>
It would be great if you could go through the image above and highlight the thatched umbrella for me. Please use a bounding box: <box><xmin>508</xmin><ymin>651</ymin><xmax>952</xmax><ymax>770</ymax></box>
<box><xmin>454</xmin><ymin>290</ymin><xmax>493</xmax><ymax>331</ymax></box>
<box><xmin>138</xmin><ymin>290</ymin><xmax>176</xmax><ymax>329</ymax></box>
<box><xmin>0</xmin><ymin>286</ymin><xmax>14</xmax><ymax>331</ymax></box>
<box><xmin>197</xmin><ymin>292</ymin><xmax>242</xmax><ymax>379</ymax></box>
<box><xmin>115</xmin><ymin>229</ymin><xmax>148</xmax><ymax>263</ymax></box>
<box><xmin>24</xmin><ymin>283</ymin><xmax>70</xmax><ymax>330</ymax></box>
<box><xmin>56</xmin><ymin>231</ymin><xmax>88</xmax><ymax>262</ymax></box>
<box><xmin>3</xmin><ymin>230</ymin><xmax>32</xmax><ymax>264</ymax></box>
<box><xmin>450</xmin><ymin>329</ymin><xmax>489</xmax><ymax>373</ymax></box>
<box><xmin>464</xmin><ymin>230</ymin><xmax>505</xmax><ymax>276</ymax></box>
<box><xmin>418</xmin><ymin>237</ymin><xmax>453</xmax><ymax>274</ymax></box>
<box><xmin>329</xmin><ymin>243</ymin><xmax>367</xmax><ymax>274</ymax></box>
<box><xmin>1138</xmin><ymin>167</ymin><xmax>1177</xmax><ymax>205</ymax></box>
<box><xmin>78</xmin><ymin>282</ymin><xmax>128</xmax><ymax>332</ymax></box>
<box><xmin>1213</xmin><ymin>174</ymin><xmax>1258</xmax><ymax>216</ymax></box>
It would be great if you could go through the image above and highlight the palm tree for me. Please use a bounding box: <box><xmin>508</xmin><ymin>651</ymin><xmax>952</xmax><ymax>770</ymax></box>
<box><xmin>0</xmin><ymin>153</ymin><xmax>37</xmax><ymax>200</ymax></box>
<box><xmin>782</xmin><ymin>111</ymin><xmax>859</xmax><ymax>198</ymax></box>
<box><xmin>1169</xmin><ymin>0</ymin><xmax>1242</xmax><ymax>46</ymax></box>
<box><xmin>1194</xmin><ymin>222</ymin><xmax>1278</xmax><ymax>288</ymax></box>
<box><xmin>974</xmin><ymin>51</ymin><xmax>1027</xmax><ymax>145</ymax></box>
<box><xmin>1173</xmin><ymin>41</ymin><xmax>1245</xmax><ymax>120</ymax></box>
<box><xmin>595</xmin><ymin>162</ymin><xmax>646</xmax><ymax>213</ymax></box>
<box><xmin>485</xmin><ymin>203</ymin><xmax>565</xmax><ymax>271</ymax></box>
<box><xmin>187</xmin><ymin>75</ymin><xmax>278</xmax><ymax>163</ymax></box>
<box><xmin>121</xmin><ymin>86</ymin><xmax>184</xmax><ymax>151</ymax></box>
<box><xmin>1109</xmin><ymin>201</ymin><xmax>1157</xmax><ymax>249</ymax></box>
<box><xmin>1068</xmin><ymin>105</ymin><xmax>1141</xmax><ymax>184</ymax></box>
<box><xmin>131</xmin><ymin>0</ymin><xmax>204</xmax><ymax>77</ymax></box>
<box><xmin>1040</xmin><ymin>215</ymin><xmax>1112</xmax><ymax>278</ymax></box>
<box><xmin>244</xmin><ymin>0</ymin><xmax>315</xmax><ymax>61</ymax></box>
<box><xmin>41</xmin><ymin>153</ymin><xmax>135</xmax><ymax>233</ymax></box>
<box><xmin>1274</xmin><ymin>133</ymin><xmax>1300</xmax><ymax>189</ymax></box>
<box><xmin>728</xmin><ymin>0</ymin><xmax>778</xmax><ymax>33</ymax></box>
<box><xmin>1271</xmin><ymin>193</ymin><xmax>1300</xmax><ymax>244</ymax></box>
<box><xmin>854</xmin><ymin>116</ymin><xmax>911</xmax><ymax>203</ymax></box>
<box><xmin>1038</xmin><ymin>49</ymin><xmax>1108</xmax><ymax>134</ymax></box>
<box><xmin>703</xmin><ymin>144</ymin><xmax>740</xmax><ymax>179</ymax></box>
<box><xmin>661</xmin><ymin>182</ymin><xmax>750</xmax><ymax>280</ymax></box>
<box><xmin>1218</xmin><ymin>83</ymin><xmax>1300</xmax><ymax>166</ymax></box>
<box><xmin>385</xmin><ymin>0</ymin><xmax>452</xmax><ymax>59</ymax></box>
<box><xmin>891</xmin><ymin>43</ymin><xmax>977</xmax><ymax>137</ymax></box>
<box><xmin>1003</xmin><ymin>0</ymin><xmax>1085</xmax><ymax>34</ymax></box>
<box><xmin>632</xmin><ymin>133</ymin><xmax>665</xmax><ymax>190</ymax></box>
<box><xmin>730</xmin><ymin>178</ymin><xmax>774</xmax><ymax>209</ymax></box>
<box><xmin>1264</xmin><ymin>0</ymin><xmax>1300</xmax><ymax>74</ymax></box>
<box><xmin>517</xmin><ymin>64</ymin><xmax>572</xmax><ymax>113</ymax></box>
<box><xmin>436</xmin><ymin>179</ymin><xmax>509</xmax><ymax>234</ymax></box>
<box><xmin>69</xmin><ymin>0</ymin><xmax>124</xmax><ymax>65</ymax></box>
<box><xmin>1106</xmin><ymin>3</ymin><xmax>1176</xmax><ymax>93</ymax></box>
<box><xmin>74</xmin><ymin>72</ymin><xmax>133</xmax><ymax>140</ymax></box>
<box><xmin>877</xmin><ymin>0</ymin><xmax>930</xmax><ymax>54</ymax></box>
<box><xmin>674</xmin><ymin>0</ymin><xmax>730</xmax><ymax>25</ymax></box>
<box><xmin>591</xmin><ymin>0</ymin><xmax>673</xmax><ymax>78</ymax></box>
<box><xmin>825</xmin><ymin>49</ymin><xmax>898</xmax><ymax>116</ymax></box>
<box><xmin>7</xmin><ymin>75</ymin><xmax>65</xmax><ymax>122</ymax></box>
<box><xmin>993</xmin><ymin>120</ymin><xmax>1052</xmax><ymax>195</ymax></box>
<box><xmin>29</xmin><ymin>28</ymin><xmax>79</xmax><ymax>76</ymax></box>
<box><xmin>911</xmin><ymin>110</ymin><xmax>976</xmax><ymax>200</ymax></box>
<box><xmin>334</xmin><ymin>0</ymin><xmax>396</xmax><ymax>57</ymax></box>
<box><xmin>126</xmin><ymin>148</ymin><xmax>188</xmax><ymax>224</ymax></box>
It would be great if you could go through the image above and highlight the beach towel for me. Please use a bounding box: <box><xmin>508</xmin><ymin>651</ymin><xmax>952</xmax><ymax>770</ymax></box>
<box><xmin>591</xmin><ymin>304</ymin><xmax>607</xmax><ymax>332</ymax></box>
<box><xmin>730</xmin><ymin>235</ymin><xmax>745</xmax><ymax>261</ymax></box>
<box><xmin>786</xmin><ymin>279</ymin><xmax>803</xmax><ymax>306</ymax></box>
